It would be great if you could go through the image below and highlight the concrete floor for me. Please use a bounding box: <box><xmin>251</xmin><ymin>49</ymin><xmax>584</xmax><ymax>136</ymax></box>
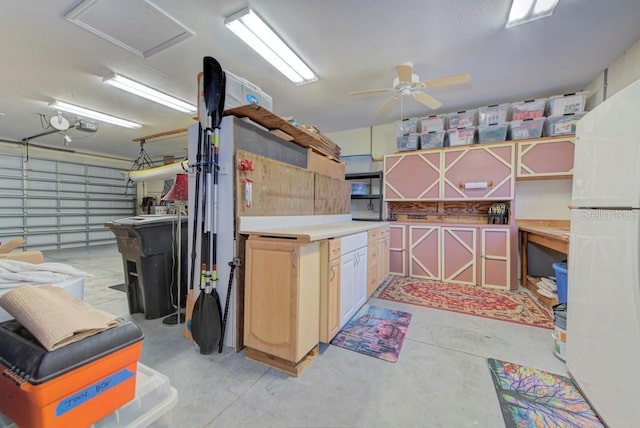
<box><xmin>43</xmin><ymin>244</ymin><xmax>567</xmax><ymax>428</ymax></box>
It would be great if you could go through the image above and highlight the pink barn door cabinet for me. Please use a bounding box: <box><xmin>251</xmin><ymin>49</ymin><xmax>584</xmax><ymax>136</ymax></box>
<box><xmin>441</xmin><ymin>227</ymin><xmax>477</xmax><ymax>285</ymax></box>
<box><xmin>389</xmin><ymin>224</ymin><xmax>407</xmax><ymax>275</ymax></box>
<box><xmin>442</xmin><ymin>144</ymin><xmax>515</xmax><ymax>200</ymax></box>
<box><xmin>516</xmin><ymin>137</ymin><xmax>575</xmax><ymax>180</ymax></box>
<box><xmin>409</xmin><ymin>225</ymin><xmax>441</xmax><ymax>280</ymax></box>
<box><xmin>384</xmin><ymin>152</ymin><xmax>441</xmax><ymax>200</ymax></box>
<box><xmin>480</xmin><ymin>228</ymin><xmax>510</xmax><ymax>290</ymax></box>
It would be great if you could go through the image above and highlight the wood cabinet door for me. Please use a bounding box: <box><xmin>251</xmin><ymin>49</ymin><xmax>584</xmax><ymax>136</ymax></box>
<box><xmin>517</xmin><ymin>137</ymin><xmax>575</xmax><ymax>179</ymax></box>
<box><xmin>384</xmin><ymin>152</ymin><xmax>441</xmax><ymax>200</ymax></box>
<box><xmin>442</xmin><ymin>144</ymin><xmax>514</xmax><ymax>200</ymax></box>
<box><xmin>325</xmin><ymin>259</ymin><xmax>341</xmax><ymax>341</ymax></box>
<box><xmin>389</xmin><ymin>224</ymin><xmax>407</xmax><ymax>275</ymax></box>
<box><xmin>441</xmin><ymin>227</ymin><xmax>477</xmax><ymax>285</ymax></box>
<box><xmin>409</xmin><ymin>225</ymin><xmax>441</xmax><ymax>280</ymax></box>
<box><xmin>377</xmin><ymin>231</ymin><xmax>390</xmax><ymax>286</ymax></box>
<box><xmin>481</xmin><ymin>228</ymin><xmax>510</xmax><ymax>290</ymax></box>
<box><xmin>244</xmin><ymin>239</ymin><xmax>298</xmax><ymax>361</ymax></box>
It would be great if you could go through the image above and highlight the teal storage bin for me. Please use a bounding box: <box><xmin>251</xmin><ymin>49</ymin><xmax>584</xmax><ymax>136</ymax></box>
<box><xmin>553</xmin><ymin>262</ymin><xmax>568</xmax><ymax>304</ymax></box>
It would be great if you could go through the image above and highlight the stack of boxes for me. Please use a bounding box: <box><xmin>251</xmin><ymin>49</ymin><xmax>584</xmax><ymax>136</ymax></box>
<box><xmin>394</xmin><ymin>91</ymin><xmax>588</xmax><ymax>152</ymax></box>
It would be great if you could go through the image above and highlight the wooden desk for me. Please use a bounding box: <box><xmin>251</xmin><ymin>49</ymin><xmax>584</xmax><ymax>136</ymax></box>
<box><xmin>517</xmin><ymin>220</ymin><xmax>570</xmax><ymax>307</ymax></box>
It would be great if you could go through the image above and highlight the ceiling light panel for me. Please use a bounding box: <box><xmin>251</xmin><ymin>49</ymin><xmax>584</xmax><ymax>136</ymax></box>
<box><xmin>506</xmin><ymin>0</ymin><xmax>559</xmax><ymax>28</ymax></box>
<box><xmin>225</xmin><ymin>8</ymin><xmax>316</xmax><ymax>85</ymax></box>
<box><xmin>49</xmin><ymin>101</ymin><xmax>142</xmax><ymax>129</ymax></box>
<box><xmin>104</xmin><ymin>73</ymin><xmax>196</xmax><ymax>113</ymax></box>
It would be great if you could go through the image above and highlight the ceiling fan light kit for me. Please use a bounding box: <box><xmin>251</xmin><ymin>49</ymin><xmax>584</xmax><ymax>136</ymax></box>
<box><xmin>225</xmin><ymin>7</ymin><xmax>316</xmax><ymax>85</ymax></box>
<box><xmin>350</xmin><ymin>62</ymin><xmax>470</xmax><ymax>115</ymax></box>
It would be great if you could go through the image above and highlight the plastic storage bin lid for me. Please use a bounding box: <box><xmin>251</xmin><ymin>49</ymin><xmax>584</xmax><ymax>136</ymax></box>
<box><xmin>0</xmin><ymin>320</ymin><xmax>143</xmax><ymax>385</ymax></box>
<box><xmin>92</xmin><ymin>363</ymin><xmax>178</xmax><ymax>428</ymax></box>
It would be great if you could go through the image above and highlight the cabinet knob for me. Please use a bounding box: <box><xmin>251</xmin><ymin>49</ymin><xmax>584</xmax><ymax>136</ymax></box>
<box><xmin>292</xmin><ymin>249</ymin><xmax>296</xmax><ymax>268</ymax></box>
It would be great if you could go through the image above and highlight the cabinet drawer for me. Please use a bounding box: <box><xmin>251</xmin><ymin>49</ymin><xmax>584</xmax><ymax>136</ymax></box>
<box><xmin>328</xmin><ymin>238</ymin><xmax>341</xmax><ymax>261</ymax></box>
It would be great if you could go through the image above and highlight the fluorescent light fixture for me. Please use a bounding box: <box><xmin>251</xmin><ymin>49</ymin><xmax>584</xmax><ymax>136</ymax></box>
<box><xmin>225</xmin><ymin>8</ymin><xmax>316</xmax><ymax>85</ymax></box>
<box><xmin>506</xmin><ymin>0</ymin><xmax>559</xmax><ymax>28</ymax></box>
<box><xmin>104</xmin><ymin>73</ymin><xmax>196</xmax><ymax>113</ymax></box>
<box><xmin>49</xmin><ymin>101</ymin><xmax>142</xmax><ymax>129</ymax></box>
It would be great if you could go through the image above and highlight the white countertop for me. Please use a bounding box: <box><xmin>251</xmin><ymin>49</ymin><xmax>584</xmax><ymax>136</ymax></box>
<box><xmin>239</xmin><ymin>215</ymin><xmax>388</xmax><ymax>242</ymax></box>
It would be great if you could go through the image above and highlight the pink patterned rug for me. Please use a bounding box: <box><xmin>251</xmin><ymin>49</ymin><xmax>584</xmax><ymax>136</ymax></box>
<box><xmin>378</xmin><ymin>276</ymin><xmax>553</xmax><ymax>329</ymax></box>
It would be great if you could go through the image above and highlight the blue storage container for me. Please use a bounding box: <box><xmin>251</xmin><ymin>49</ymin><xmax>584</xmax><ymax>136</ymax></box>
<box><xmin>553</xmin><ymin>262</ymin><xmax>568</xmax><ymax>304</ymax></box>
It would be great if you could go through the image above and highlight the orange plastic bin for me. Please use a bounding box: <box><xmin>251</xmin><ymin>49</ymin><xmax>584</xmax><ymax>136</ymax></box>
<box><xmin>0</xmin><ymin>320</ymin><xmax>143</xmax><ymax>428</ymax></box>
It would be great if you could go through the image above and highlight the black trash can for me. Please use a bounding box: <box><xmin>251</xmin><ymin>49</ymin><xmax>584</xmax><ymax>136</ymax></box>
<box><xmin>106</xmin><ymin>215</ymin><xmax>187</xmax><ymax>319</ymax></box>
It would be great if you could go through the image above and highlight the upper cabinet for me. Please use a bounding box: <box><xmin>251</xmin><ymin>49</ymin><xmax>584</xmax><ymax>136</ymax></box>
<box><xmin>442</xmin><ymin>143</ymin><xmax>515</xmax><ymax>200</ymax></box>
<box><xmin>516</xmin><ymin>136</ymin><xmax>575</xmax><ymax>180</ymax></box>
<box><xmin>384</xmin><ymin>151</ymin><xmax>442</xmax><ymax>200</ymax></box>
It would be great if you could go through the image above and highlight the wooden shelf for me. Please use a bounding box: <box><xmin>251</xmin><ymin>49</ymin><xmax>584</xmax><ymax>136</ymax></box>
<box><xmin>525</xmin><ymin>275</ymin><xmax>559</xmax><ymax>308</ymax></box>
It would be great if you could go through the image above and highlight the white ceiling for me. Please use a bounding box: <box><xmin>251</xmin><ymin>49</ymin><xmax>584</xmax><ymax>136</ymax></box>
<box><xmin>1</xmin><ymin>0</ymin><xmax>639</xmax><ymax>161</ymax></box>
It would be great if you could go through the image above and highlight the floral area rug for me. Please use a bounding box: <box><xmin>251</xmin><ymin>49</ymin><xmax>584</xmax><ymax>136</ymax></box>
<box><xmin>487</xmin><ymin>359</ymin><xmax>604</xmax><ymax>427</ymax></box>
<box><xmin>330</xmin><ymin>304</ymin><xmax>412</xmax><ymax>363</ymax></box>
<box><xmin>378</xmin><ymin>275</ymin><xmax>553</xmax><ymax>329</ymax></box>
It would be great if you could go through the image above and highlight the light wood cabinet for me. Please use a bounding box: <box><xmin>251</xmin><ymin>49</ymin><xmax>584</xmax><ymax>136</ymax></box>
<box><xmin>320</xmin><ymin>238</ymin><xmax>341</xmax><ymax>343</ymax></box>
<box><xmin>244</xmin><ymin>238</ymin><xmax>320</xmax><ymax>363</ymax></box>
<box><xmin>516</xmin><ymin>136</ymin><xmax>575</xmax><ymax>180</ymax></box>
<box><xmin>377</xmin><ymin>228</ymin><xmax>390</xmax><ymax>287</ymax></box>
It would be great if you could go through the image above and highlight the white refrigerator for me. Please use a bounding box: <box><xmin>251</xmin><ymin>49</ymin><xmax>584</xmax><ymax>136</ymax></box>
<box><xmin>567</xmin><ymin>78</ymin><xmax>640</xmax><ymax>427</ymax></box>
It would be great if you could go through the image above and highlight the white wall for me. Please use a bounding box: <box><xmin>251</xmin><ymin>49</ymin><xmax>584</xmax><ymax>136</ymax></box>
<box><xmin>514</xmin><ymin>179</ymin><xmax>573</xmax><ymax>220</ymax></box>
<box><xmin>586</xmin><ymin>38</ymin><xmax>640</xmax><ymax>110</ymax></box>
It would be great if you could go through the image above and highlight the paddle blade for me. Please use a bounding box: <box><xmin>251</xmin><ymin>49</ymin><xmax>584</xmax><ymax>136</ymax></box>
<box><xmin>412</xmin><ymin>91</ymin><xmax>442</xmax><ymax>110</ymax></box>
<box><xmin>214</xmin><ymin>72</ymin><xmax>226</xmax><ymax>129</ymax></box>
<box><xmin>350</xmin><ymin>88</ymin><xmax>392</xmax><ymax>96</ymax></box>
<box><xmin>203</xmin><ymin>57</ymin><xmax>224</xmax><ymax>128</ymax></box>
<box><xmin>191</xmin><ymin>289</ymin><xmax>222</xmax><ymax>355</ymax></box>
<box><xmin>376</xmin><ymin>96</ymin><xmax>399</xmax><ymax>115</ymax></box>
<box><xmin>423</xmin><ymin>73</ymin><xmax>470</xmax><ymax>89</ymax></box>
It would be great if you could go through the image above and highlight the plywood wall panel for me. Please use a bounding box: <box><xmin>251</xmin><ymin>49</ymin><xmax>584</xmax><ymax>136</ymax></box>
<box><xmin>314</xmin><ymin>174</ymin><xmax>350</xmax><ymax>215</ymax></box>
<box><xmin>236</xmin><ymin>150</ymin><xmax>314</xmax><ymax>216</ymax></box>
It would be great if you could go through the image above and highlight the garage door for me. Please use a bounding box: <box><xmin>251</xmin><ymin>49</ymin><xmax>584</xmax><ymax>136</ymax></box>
<box><xmin>0</xmin><ymin>153</ymin><xmax>136</xmax><ymax>250</ymax></box>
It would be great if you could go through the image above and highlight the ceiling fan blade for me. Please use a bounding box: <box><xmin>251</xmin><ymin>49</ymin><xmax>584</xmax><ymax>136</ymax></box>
<box><xmin>376</xmin><ymin>96</ymin><xmax>399</xmax><ymax>115</ymax></box>
<box><xmin>412</xmin><ymin>91</ymin><xmax>442</xmax><ymax>110</ymax></box>
<box><xmin>350</xmin><ymin>88</ymin><xmax>392</xmax><ymax>96</ymax></box>
<box><xmin>423</xmin><ymin>73</ymin><xmax>471</xmax><ymax>89</ymax></box>
<box><xmin>396</xmin><ymin>63</ymin><xmax>413</xmax><ymax>83</ymax></box>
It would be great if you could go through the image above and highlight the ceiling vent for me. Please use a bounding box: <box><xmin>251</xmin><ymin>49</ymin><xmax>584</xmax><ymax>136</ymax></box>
<box><xmin>65</xmin><ymin>0</ymin><xmax>194</xmax><ymax>58</ymax></box>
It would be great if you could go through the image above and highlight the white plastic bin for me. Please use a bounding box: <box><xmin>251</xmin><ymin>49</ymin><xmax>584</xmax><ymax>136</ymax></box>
<box><xmin>546</xmin><ymin>92</ymin><xmax>588</xmax><ymax>116</ymax></box>
<box><xmin>478</xmin><ymin>103</ymin><xmax>509</xmax><ymax>126</ymax></box>
<box><xmin>509</xmin><ymin>117</ymin><xmax>545</xmax><ymax>140</ymax></box>
<box><xmin>543</xmin><ymin>113</ymin><xmax>587</xmax><ymax>137</ymax></box>
<box><xmin>396</xmin><ymin>118</ymin><xmax>419</xmax><ymax>136</ymax></box>
<box><xmin>447</xmin><ymin>109</ymin><xmax>477</xmax><ymax>128</ymax></box>
<box><xmin>397</xmin><ymin>133</ymin><xmax>420</xmax><ymax>151</ymax></box>
<box><xmin>511</xmin><ymin>98</ymin><xmax>546</xmax><ymax>120</ymax></box>
<box><xmin>420</xmin><ymin>131</ymin><xmax>446</xmax><ymax>149</ymax></box>
<box><xmin>420</xmin><ymin>114</ymin><xmax>446</xmax><ymax>133</ymax></box>
<box><xmin>477</xmin><ymin>123</ymin><xmax>509</xmax><ymax>143</ymax></box>
<box><xmin>447</xmin><ymin>127</ymin><xmax>476</xmax><ymax>146</ymax></box>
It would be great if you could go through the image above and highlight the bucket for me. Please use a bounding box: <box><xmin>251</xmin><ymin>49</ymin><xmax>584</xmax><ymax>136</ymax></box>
<box><xmin>552</xmin><ymin>262</ymin><xmax>568</xmax><ymax>304</ymax></box>
<box><xmin>552</xmin><ymin>304</ymin><xmax>567</xmax><ymax>361</ymax></box>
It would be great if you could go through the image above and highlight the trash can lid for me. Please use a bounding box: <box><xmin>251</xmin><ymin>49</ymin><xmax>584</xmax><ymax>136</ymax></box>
<box><xmin>111</xmin><ymin>215</ymin><xmax>179</xmax><ymax>225</ymax></box>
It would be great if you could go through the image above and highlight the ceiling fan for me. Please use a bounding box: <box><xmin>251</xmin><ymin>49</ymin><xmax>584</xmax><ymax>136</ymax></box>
<box><xmin>350</xmin><ymin>62</ymin><xmax>470</xmax><ymax>115</ymax></box>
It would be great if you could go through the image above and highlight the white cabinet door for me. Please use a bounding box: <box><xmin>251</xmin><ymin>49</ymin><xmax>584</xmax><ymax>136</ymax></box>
<box><xmin>340</xmin><ymin>251</ymin><xmax>356</xmax><ymax>327</ymax></box>
<box><xmin>354</xmin><ymin>246</ymin><xmax>368</xmax><ymax>309</ymax></box>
